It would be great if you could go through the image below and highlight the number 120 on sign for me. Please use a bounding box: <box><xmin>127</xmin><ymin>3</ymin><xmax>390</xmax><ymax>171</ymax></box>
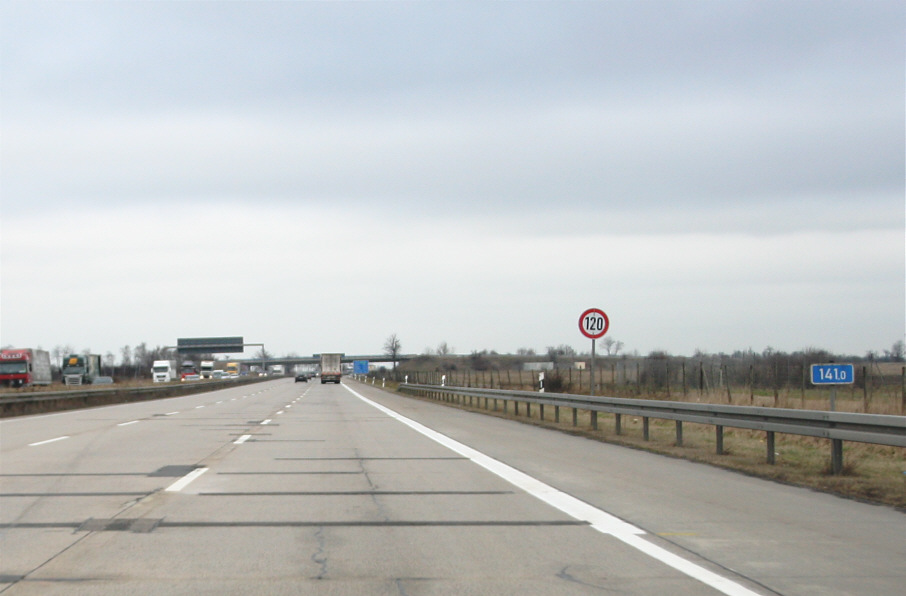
<box><xmin>579</xmin><ymin>308</ymin><xmax>609</xmax><ymax>339</ymax></box>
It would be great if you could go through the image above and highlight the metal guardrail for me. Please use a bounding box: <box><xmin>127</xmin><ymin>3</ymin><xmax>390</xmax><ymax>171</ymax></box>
<box><xmin>0</xmin><ymin>377</ymin><xmax>270</xmax><ymax>418</ymax></box>
<box><xmin>398</xmin><ymin>384</ymin><xmax>906</xmax><ymax>474</ymax></box>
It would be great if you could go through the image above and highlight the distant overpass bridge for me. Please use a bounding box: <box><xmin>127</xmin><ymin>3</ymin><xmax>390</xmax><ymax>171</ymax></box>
<box><xmin>236</xmin><ymin>354</ymin><xmax>417</xmax><ymax>370</ymax></box>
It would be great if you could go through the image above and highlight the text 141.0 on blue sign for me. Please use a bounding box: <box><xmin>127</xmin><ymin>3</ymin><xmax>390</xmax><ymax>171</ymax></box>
<box><xmin>810</xmin><ymin>364</ymin><xmax>854</xmax><ymax>385</ymax></box>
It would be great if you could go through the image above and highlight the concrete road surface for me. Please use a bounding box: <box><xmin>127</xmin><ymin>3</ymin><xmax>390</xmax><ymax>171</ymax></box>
<box><xmin>1</xmin><ymin>378</ymin><xmax>903</xmax><ymax>595</ymax></box>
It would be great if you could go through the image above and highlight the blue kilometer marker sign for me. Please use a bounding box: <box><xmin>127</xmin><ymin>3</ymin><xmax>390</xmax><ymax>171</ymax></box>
<box><xmin>810</xmin><ymin>363</ymin><xmax>855</xmax><ymax>385</ymax></box>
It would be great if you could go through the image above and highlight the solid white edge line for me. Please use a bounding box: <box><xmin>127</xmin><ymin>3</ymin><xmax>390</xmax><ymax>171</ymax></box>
<box><xmin>343</xmin><ymin>384</ymin><xmax>762</xmax><ymax>596</ymax></box>
<box><xmin>165</xmin><ymin>467</ymin><xmax>209</xmax><ymax>492</ymax></box>
<box><xmin>28</xmin><ymin>436</ymin><xmax>70</xmax><ymax>446</ymax></box>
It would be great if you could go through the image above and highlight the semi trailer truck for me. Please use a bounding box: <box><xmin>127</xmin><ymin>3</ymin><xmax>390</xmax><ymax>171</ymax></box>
<box><xmin>152</xmin><ymin>360</ymin><xmax>177</xmax><ymax>382</ymax></box>
<box><xmin>319</xmin><ymin>353</ymin><xmax>342</xmax><ymax>384</ymax></box>
<box><xmin>200</xmin><ymin>361</ymin><xmax>215</xmax><ymax>379</ymax></box>
<box><xmin>0</xmin><ymin>349</ymin><xmax>52</xmax><ymax>388</ymax></box>
<box><xmin>62</xmin><ymin>353</ymin><xmax>101</xmax><ymax>386</ymax></box>
<box><xmin>180</xmin><ymin>361</ymin><xmax>200</xmax><ymax>381</ymax></box>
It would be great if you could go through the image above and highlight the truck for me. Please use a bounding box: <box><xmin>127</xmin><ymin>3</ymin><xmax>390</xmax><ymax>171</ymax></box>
<box><xmin>62</xmin><ymin>353</ymin><xmax>101</xmax><ymax>386</ymax></box>
<box><xmin>199</xmin><ymin>360</ymin><xmax>215</xmax><ymax>379</ymax></box>
<box><xmin>180</xmin><ymin>360</ymin><xmax>200</xmax><ymax>381</ymax></box>
<box><xmin>0</xmin><ymin>349</ymin><xmax>52</xmax><ymax>388</ymax></box>
<box><xmin>319</xmin><ymin>353</ymin><xmax>342</xmax><ymax>384</ymax></box>
<box><xmin>151</xmin><ymin>360</ymin><xmax>177</xmax><ymax>383</ymax></box>
<box><xmin>224</xmin><ymin>362</ymin><xmax>240</xmax><ymax>378</ymax></box>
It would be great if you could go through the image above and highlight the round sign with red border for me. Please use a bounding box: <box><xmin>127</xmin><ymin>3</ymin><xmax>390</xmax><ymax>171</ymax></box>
<box><xmin>579</xmin><ymin>308</ymin><xmax>609</xmax><ymax>339</ymax></box>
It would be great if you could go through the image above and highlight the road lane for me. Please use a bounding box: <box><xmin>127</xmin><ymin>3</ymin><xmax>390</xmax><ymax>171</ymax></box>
<box><xmin>350</xmin><ymin>380</ymin><xmax>906</xmax><ymax>596</ymax></box>
<box><xmin>1</xmin><ymin>378</ymin><xmax>903</xmax><ymax>595</ymax></box>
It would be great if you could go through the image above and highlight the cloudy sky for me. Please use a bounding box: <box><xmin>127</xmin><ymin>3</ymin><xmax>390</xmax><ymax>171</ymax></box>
<box><xmin>2</xmin><ymin>1</ymin><xmax>903</xmax><ymax>362</ymax></box>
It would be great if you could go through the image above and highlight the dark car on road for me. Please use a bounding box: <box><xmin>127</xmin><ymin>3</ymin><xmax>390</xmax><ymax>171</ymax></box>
<box><xmin>295</xmin><ymin>374</ymin><xmax>309</xmax><ymax>382</ymax></box>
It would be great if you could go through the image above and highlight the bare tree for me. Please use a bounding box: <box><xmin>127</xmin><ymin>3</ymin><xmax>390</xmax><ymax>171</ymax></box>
<box><xmin>601</xmin><ymin>337</ymin><xmax>624</xmax><ymax>356</ymax></box>
<box><xmin>118</xmin><ymin>345</ymin><xmax>132</xmax><ymax>378</ymax></box>
<box><xmin>133</xmin><ymin>343</ymin><xmax>149</xmax><ymax>377</ymax></box>
<box><xmin>436</xmin><ymin>341</ymin><xmax>453</xmax><ymax>356</ymax></box>
<box><xmin>384</xmin><ymin>333</ymin><xmax>402</xmax><ymax>371</ymax></box>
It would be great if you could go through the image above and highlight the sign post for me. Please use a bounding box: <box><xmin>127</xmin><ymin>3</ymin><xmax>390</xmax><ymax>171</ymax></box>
<box><xmin>809</xmin><ymin>363</ymin><xmax>855</xmax><ymax>475</ymax></box>
<box><xmin>810</xmin><ymin>363</ymin><xmax>855</xmax><ymax>411</ymax></box>
<box><xmin>579</xmin><ymin>308</ymin><xmax>609</xmax><ymax>395</ymax></box>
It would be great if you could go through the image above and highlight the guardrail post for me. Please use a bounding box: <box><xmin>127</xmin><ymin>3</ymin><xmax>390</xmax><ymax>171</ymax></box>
<box><xmin>591</xmin><ymin>410</ymin><xmax>598</xmax><ymax>430</ymax></box>
<box><xmin>643</xmin><ymin>417</ymin><xmax>650</xmax><ymax>441</ymax></box>
<box><xmin>675</xmin><ymin>421</ymin><xmax>683</xmax><ymax>446</ymax></box>
<box><xmin>716</xmin><ymin>425</ymin><xmax>724</xmax><ymax>455</ymax></box>
<box><xmin>615</xmin><ymin>413</ymin><xmax>622</xmax><ymax>435</ymax></box>
<box><xmin>514</xmin><ymin>401</ymin><xmax>519</xmax><ymax>415</ymax></box>
<box><xmin>572</xmin><ymin>408</ymin><xmax>578</xmax><ymax>426</ymax></box>
<box><xmin>766</xmin><ymin>431</ymin><xmax>775</xmax><ymax>464</ymax></box>
<box><xmin>554</xmin><ymin>405</ymin><xmax>560</xmax><ymax>423</ymax></box>
<box><xmin>831</xmin><ymin>439</ymin><xmax>844</xmax><ymax>475</ymax></box>
<box><xmin>526</xmin><ymin>402</ymin><xmax>532</xmax><ymax>417</ymax></box>
<box><xmin>539</xmin><ymin>404</ymin><xmax>544</xmax><ymax>420</ymax></box>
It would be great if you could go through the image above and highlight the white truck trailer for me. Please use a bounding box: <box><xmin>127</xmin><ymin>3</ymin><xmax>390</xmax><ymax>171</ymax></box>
<box><xmin>319</xmin><ymin>353</ymin><xmax>342</xmax><ymax>384</ymax></box>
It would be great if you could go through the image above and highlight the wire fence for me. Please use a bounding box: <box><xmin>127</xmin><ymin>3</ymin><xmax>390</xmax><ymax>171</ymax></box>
<box><xmin>398</xmin><ymin>358</ymin><xmax>905</xmax><ymax>415</ymax></box>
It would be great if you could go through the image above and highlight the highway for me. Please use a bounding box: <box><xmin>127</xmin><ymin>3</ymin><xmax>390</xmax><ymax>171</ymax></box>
<box><xmin>1</xmin><ymin>378</ymin><xmax>903</xmax><ymax>595</ymax></box>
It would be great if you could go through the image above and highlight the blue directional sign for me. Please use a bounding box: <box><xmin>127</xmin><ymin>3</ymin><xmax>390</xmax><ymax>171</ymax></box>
<box><xmin>353</xmin><ymin>360</ymin><xmax>369</xmax><ymax>375</ymax></box>
<box><xmin>810</xmin><ymin>364</ymin><xmax>855</xmax><ymax>385</ymax></box>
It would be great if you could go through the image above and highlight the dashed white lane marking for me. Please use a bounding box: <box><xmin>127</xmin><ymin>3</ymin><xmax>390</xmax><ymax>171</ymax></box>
<box><xmin>343</xmin><ymin>384</ymin><xmax>762</xmax><ymax>596</ymax></box>
<box><xmin>234</xmin><ymin>434</ymin><xmax>251</xmax><ymax>444</ymax></box>
<box><xmin>117</xmin><ymin>420</ymin><xmax>139</xmax><ymax>426</ymax></box>
<box><xmin>28</xmin><ymin>436</ymin><xmax>69</xmax><ymax>447</ymax></box>
<box><xmin>165</xmin><ymin>467</ymin><xmax>209</xmax><ymax>492</ymax></box>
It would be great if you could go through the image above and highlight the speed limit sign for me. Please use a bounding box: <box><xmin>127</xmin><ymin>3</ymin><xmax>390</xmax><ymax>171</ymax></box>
<box><xmin>579</xmin><ymin>308</ymin><xmax>609</xmax><ymax>339</ymax></box>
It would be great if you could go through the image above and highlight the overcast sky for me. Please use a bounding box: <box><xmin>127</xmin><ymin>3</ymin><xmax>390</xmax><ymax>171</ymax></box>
<box><xmin>1</xmin><ymin>1</ymin><xmax>903</xmax><ymax>362</ymax></box>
